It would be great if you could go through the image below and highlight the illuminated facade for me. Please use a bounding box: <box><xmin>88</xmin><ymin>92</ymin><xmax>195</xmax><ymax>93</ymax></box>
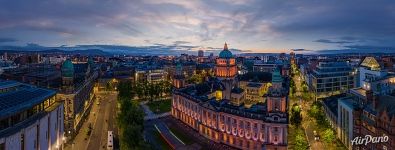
<box><xmin>311</xmin><ymin>61</ymin><xmax>356</xmax><ymax>99</ymax></box>
<box><xmin>57</xmin><ymin>58</ymin><xmax>98</xmax><ymax>139</ymax></box>
<box><xmin>173</xmin><ymin>63</ymin><xmax>185</xmax><ymax>89</ymax></box>
<box><xmin>215</xmin><ymin>43</ymin><xmax>237</xmax><ymax>99</ymax></box>
<box><xmin>171</xmin><ymin>43</ymin><xmax>288</xmax><ymax>150</ymax></box>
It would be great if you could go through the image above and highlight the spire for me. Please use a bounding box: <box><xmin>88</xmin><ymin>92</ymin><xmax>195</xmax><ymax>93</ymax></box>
<box><xmin>224</xmin><ymin>42</ymin><xmax>228</xmax><ymax>50</ymax></box>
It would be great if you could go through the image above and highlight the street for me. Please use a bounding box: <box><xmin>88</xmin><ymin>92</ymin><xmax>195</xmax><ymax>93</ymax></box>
<box><xmin>292</xmin><ymin>70</ymin><xmax>324</xmax><ymax>150</ymax></box>
<box><xmin>65</xmin><ymin>92</ymin><xmax>119</xmax><ymax>150</ymax></box>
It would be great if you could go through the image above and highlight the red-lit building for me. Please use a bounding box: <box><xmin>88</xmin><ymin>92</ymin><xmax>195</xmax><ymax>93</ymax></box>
<box><xmin>171</xmin><ymin>43</ymin><xmax>289</xmax><ymax>150</ymax></box>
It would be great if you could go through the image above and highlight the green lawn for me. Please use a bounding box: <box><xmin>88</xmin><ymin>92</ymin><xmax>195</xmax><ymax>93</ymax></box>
<box><xmin>152</xmin><ymin>130</ymin><xmax>173</xmax><ymax>150</ymax></box>
<box><xmin>147</xmin><ymin>99</ymin><xmax>172</xmax><ymax>114</ymax></box>
<box><xmin>168</xmin><ymin>126</ymin><xmax>194</xmax><ymax>145</ymax></box>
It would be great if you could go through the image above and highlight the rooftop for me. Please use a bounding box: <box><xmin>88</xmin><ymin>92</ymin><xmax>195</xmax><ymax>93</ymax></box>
<box><xmin>238</xmin><ymin>72</ymin><xmax>271</xmax><ymax>83</ymax></box>
<box><xmin>0</xmin><ymin>80</ymin><xmax>21</xmax><ymax>90</ymax></box>
<box><xmin>247</xmin><ymin>82</ymin><xmax>263</xmax><ymax>88</ymax></box>
<box><xmin>369</xmin><ymin>95</ymin><xmax>395</xmax><ymax>116</ymax></box>
<box><xmin>322</xmin><ymin>94</ymin><xmax>349</xmax><ymax>114</ymax></box>
<box><xmin>231</xmin><ymin>87</ymin><xmax>244</xmax><ymax>94</ymax></box>
<box><xmin>360</xmin><ymin>57</ymin><xmax>381</xmax><ymax>71</ymax></box>
<box><xmin>219</xmin><ymin>43</ymin><xmax>233</xmax><ymax>59</ymax></box>
<box><xmin>0</xmin><ymin>81</ymin><xmax>56</xmax><ymax>119</ymax></box>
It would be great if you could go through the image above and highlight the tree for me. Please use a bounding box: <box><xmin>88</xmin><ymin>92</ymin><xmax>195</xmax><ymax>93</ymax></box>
<box><xmin>290</xmin><ymin>104</ymin><xmax>302</xmax><ymax>127</ymax></box>
<box><xmin>307</xmin><ymin>101</ymin><xmax>321</xmax><ymax>118</ymax></box>
<box><xmin>322</xmin><ymin>129</ymin><xmax>335</xmax><ymax>144</ymax></box>
<box><xmin>294</xmin><ymin>132</ymin><xmax>309</xmax><ymax>150</ymax></box>
<box><xmin>289</xmin><ymin>79</ymin><xmax>296</xmax><ymax>97</ymax></box>
<box><xmin>117</xmin><ymin>81</ymin><xmax>147</xmax><ymax>150</ymax></box>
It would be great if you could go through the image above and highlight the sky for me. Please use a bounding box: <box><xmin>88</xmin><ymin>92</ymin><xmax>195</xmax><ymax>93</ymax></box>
<box><xmin>0</xmin><ymin>0</ymin><xmax>394</xmax><ymax>54</ymax></box>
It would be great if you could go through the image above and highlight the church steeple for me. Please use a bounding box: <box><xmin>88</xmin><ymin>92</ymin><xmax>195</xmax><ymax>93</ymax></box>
<box><xmin>224</xmin><ymin>42</ymin><xmax>228</xmax><ymax>50</ymax></box>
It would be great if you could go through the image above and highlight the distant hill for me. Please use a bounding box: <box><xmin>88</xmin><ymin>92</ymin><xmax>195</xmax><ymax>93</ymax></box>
<box><xmin>0</xmin><ymin>49</ymin><xmax>111</xmax><ymax>56</ymax></box>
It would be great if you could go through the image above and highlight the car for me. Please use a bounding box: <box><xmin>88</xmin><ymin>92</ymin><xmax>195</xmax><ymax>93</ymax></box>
<box><xmin>313</xmin><ymin>130</ymin><xmax>320</xmax><ymax>141</ymax></box>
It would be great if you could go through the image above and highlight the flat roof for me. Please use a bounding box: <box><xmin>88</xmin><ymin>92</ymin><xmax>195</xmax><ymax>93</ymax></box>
<box><xmin>350</xmin><ymin>87</ymin><xmax>367</xmax><ymax>97</ymax></box>
<box><xmin>0</xmin><ymin>80</ymin><xmax>22</xmax><ymax>90</ymax></box>
<box><xmin>247</xmin><ymin>82</ymin><xmax>263</xmax><ymax>88</ymax></box>
<box><xmin>323</xmin><ymin>97</ymin><xmax>339</xmax><ymax>117</ymax></box>
<box><xmin>0</xmin><ymin>81</ymin><xmax>56</xmax><ymax>119</ymax></box>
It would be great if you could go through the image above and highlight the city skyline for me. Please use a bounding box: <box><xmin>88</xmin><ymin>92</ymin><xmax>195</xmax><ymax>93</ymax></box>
<box><xmin>0</xmin><ymin>0</ymin><xmax>395</xmax><ymax>54</ymax></box>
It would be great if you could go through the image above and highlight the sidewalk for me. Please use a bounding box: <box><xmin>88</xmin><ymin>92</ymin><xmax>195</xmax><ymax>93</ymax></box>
<box><xmin>64</xmin><ymin>97</ymin><xmax>100</xmax><ymax>150</ymax></box>
<box><xmin>140</xmin><ymin>101</ymin><xmax>171</xmax><ymax>120</ymax></box>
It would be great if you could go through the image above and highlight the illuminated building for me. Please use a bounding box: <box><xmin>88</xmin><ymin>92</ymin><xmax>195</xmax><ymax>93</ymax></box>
<box><xmin>135</xmin><ymin>68</ymin><xmax>166</xmax><ymax>83</ymax></box>
<box><xmin>215</xmin><ymin>43</ymin><xmax>237</xmax><ymax>99</ymax></box>
<box><xmin>173</xmin><ymin>63</ymin><xmax>185</xmax><ymax>89</ymax></box>
<box><xmin>311</xmin><ymin>61</ymin><xmax>355</xmax><ymax>99</ymax></box>
<box><xmin>57</xmin><ymin>58</ymin><xmax>98</xmax><ymax>139</ymax></box>
<box><xmin>171</xmin><ymin>43</ymin><xmax>288</xmax><ymax>150</ymax></box>
<box><xmin>322</xmin><ymin>57</ymin><xmax>395</xmax><ymax>150</ymax></box>
<box><xmin>0</xmin><ymin>81</ymin><xmax>64</xmax><ymax>150</ymax></box>
<box><xmin>290</xmin><ymin>52</ymin><xmax>295</xmax><ymax>65</ymax></box>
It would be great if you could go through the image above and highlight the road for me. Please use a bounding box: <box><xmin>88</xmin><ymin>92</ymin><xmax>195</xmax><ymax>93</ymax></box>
<box><xmin>65</xmin><ymin>92</ymin><xmax>119</xmax><ymax>150</ymax></box>
<box><xmin>292</xmin><ymin>70</ymin><xmax>324</xmax><ymax>150</ymax></box>
<box><xmin>87</xmin><ymin>92</ymin><xmax>119</xmax><ymax>150</ymax></box>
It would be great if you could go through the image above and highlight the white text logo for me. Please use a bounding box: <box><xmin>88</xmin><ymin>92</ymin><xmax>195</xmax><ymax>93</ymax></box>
<box><xmin>351</xmin><ymin>135</ymin><xmax>388</xmax><ymax>145</ymax></box>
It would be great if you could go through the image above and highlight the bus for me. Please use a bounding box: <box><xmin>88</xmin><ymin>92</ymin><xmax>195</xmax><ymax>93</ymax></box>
<box><xmin>107</xmin><ymin>131</ymin><xmax>113</xmax><ymax>150</ymax></box>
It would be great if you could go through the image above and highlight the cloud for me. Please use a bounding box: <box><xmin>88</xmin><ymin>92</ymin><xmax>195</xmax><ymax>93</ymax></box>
<box><xmin>0</xmin><ymin>43</ymin><xmax>249</xmax><ymax>55</ymax></box>
<box><xmin>313</xmin><ymin>39</ymin><xmax>353</xmax><ymax>44</ymax></box>
<box><xmin>0</xmin><ymin>38</ymin><xmax>17</xmax><ymax>43</ymax></box>
<box><xmin>0</xmin><ymin>0</ymin><xmax>394</xmax><ymax>52</ymax></box>
<box><xmin>173</xmin><ymin>41</ymin><xmax>191</xmax><ymax>45</ymax></box>
<box><xmin>291</xmin><ymin>48</ymin><xmax>310</xmax><ymax>51</ymax></box>
<box><xmin>314</xmin><ymin>44</ymin><xmax>395</xmax><ymax>54</ymax></box>
<box><xmin>343</xmin><ymin>45</ymin><xmax>395</xmax><ymax>50</ymax></box>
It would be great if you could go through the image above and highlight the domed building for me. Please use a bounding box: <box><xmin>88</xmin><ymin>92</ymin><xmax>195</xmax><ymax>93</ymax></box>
<box><xmin>215</xmin><ymin>43</ymin><xmax>237</xmax><ymax>99</ymax></box>
<box><xmin>62</xmin><ymin>59</ymin><xmax>74</xmax><ymax>78</ymax></box>
<box><xmin>216</xmin><ymin>43</ymin><xmax>237</xmax><ymax>78</ymax></box>
<box><xmin>58</xmin><ymin>58</ymin><xmax>99</xmax><ymax>139</ymax></box>
<box><xmin>171</xmin><ymin>43</ymin><xmax>289</xmax><ymax>150</ymax></box>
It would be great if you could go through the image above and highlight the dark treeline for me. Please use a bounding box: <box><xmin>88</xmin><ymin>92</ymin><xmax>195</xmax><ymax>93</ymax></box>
<box><xmin>116</xmin><ymin>81</ymin><xmax>150</xmax><ymax>150</ymax></box>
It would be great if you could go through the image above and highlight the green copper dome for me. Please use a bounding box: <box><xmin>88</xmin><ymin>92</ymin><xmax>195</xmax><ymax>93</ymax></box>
<box><xmin>219</xmin><ymin>42</ymin><xmax>233</xmax><ymax>58</ymax></box>
<box><xmin>62</xmin><ymin>59</ymin><xmax>74</xmax><ymax>77</ymax></box>
<box><xmin>272</xmin><ymin>68</ymin><xmax>283</xmax><ymax>83</ymax></box>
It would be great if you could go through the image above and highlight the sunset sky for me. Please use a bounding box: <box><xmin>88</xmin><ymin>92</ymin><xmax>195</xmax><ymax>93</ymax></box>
<box><xmin>0</xmin><ymin>0</ymin><xmax>394</xmax><ymax>54</ymax></box>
